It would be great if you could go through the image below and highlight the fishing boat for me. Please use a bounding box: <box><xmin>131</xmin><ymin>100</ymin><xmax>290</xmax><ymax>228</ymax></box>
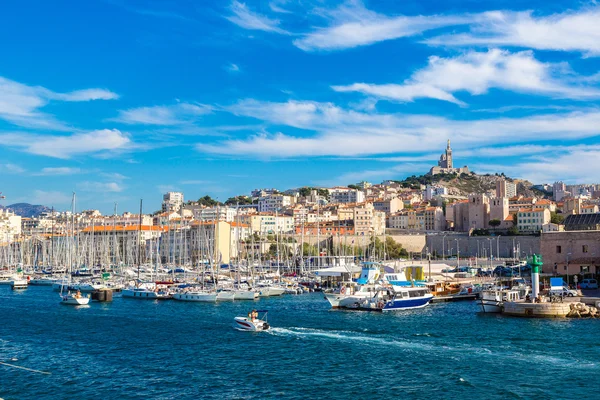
<box><xmin>233</xmin><ymin>310</ymin><xmax>270</xmax><ymax>331</ymax></box>
<box><xmin>479</xmin><ymin>288</ymin><xmax>520</xmax><ymax>313</ymax></box>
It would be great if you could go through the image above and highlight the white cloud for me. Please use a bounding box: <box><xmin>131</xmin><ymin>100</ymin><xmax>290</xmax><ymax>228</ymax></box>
<box><xmin>157</xmin><ymin>184</ymin><xmax>179</xmax><ymax>193</ymax></box>
<box><xmin>100</xmin><ymin>172</ymin><xmax>129</xmax><ymax>181</ymax></box>
<box><xmin>294</xmin><ymin>1</ymin><xmax>471</xmax><ymax>51</ymax></box>
<box><xmin>78</xmin><ymin>181</ymin><xmax>124</xmax><ymax>193</ymax></box>
<box><xmin>225</xmin><ymin>1</ymin><xmax>289</xmax><ymax>34</ymax></box>
<box><xmin>474</xmin><ymin>147</ymin><xmax>600</xmax><ymax>184</ymax></box>
<box><xmin>426</xmin><ymin>9</ymin><xmax>600</xmax><ymax>56</ymax></box>
<box><xmin>0</xmin><ymin>163</ymin><xmax>25</xmax><ymax>173</ymax></box>
<box><xmin>29</xmin><ymin>190</ymin><xmax>72</xmax><ymax>206</ymax></box>
<box><xmin>225</xmin><ymin>63</ymin><xmax>241</xmax><ymax>73</ymax></box>
<box><xmin>180</xmin><ymin>180</ymin><xmax>211</xmax><ymax>185</ymax></box>
<box><xmin>269</xmin><ymin>0</ymin><xmax>291</xmax><ymax>14</ymax></box>
<box><xmin>113</xmin><ymin>103</ymin><xmax>212</xmax><ymax>125</ymax></box>
<box><xmin>0</xmin><ymin>76</ymin><xmax>118</xmax><ymax>129</ymax></box>
<box><xmin>0</xmin><ymin>129</ymin><xmax>131</xmax><ymax>159</ymax></box>
<box><xmin>200</xmin><ymin>99</ymin><xmax>600</xmax><ymax>157</ymax></box>
<box><xmin>332</xmin><ymin>49</ymin><xmax>600</xmax><ymax>105</ymax></box>
<box><xmin>36</xmin><ymin>167</ymin><xmax>82</xmax><ymax>175</ymax></box>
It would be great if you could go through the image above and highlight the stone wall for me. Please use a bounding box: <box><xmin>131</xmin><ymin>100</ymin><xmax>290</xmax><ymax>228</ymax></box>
<box><xmin>426</xmin><ymin>234</ymin><xmax>540</xmax><ymax>259</ymax></box>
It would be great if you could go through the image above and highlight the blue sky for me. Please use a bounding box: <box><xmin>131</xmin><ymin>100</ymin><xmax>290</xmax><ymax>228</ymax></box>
<box><xmin>1</xmin><ymin>0</ymin><xmax>600</xmax><ymax>214</ymax></box>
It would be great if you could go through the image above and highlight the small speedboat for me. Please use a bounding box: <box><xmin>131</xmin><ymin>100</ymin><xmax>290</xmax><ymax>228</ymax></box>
<box><xmin>233</xmin><ymin>310</ymin><xmax>270</xmax><ymax>331</ymax></box>
<box><xmin>60</xmin><ymin>292</ymin><xmax>90</xmax><ymax>305</ymax></box>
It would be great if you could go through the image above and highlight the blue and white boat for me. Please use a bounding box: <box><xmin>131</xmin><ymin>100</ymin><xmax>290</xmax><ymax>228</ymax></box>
<box><xmin>382</xmin><ymin>287</ymin><xmax>433</xmax><ymax>312</ymax></box>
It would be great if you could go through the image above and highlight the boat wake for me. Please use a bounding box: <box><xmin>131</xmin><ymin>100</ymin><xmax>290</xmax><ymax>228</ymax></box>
<box><xmin>268</xmin><ymin>327</ymin><xmax>599</xmax><ymax>370</ymax></box>
<box><xmin>268</xmin><ymin>327</ymin><xmax>437</xmax><ymax>352</ymax></box>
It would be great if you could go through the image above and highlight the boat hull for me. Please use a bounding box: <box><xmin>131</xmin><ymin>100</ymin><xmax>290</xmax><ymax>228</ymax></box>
<box><xmin>173</xmin><ymin>292</ymin><xmax>217</xmax><ymax>302</ymax></box>
<box><xmin>233</xmin><ymin>317</ymin><xmax>269</xmax><ymax>331</ymax></box>
<box><xmin>216</xmin><ymin>291</ymin><xmax>236</xmax><ymax>301</ymax></box>
<box><xmin>60</xmin><ymin>295</ymin><xmax>90</xmax><ymax>305</ymax></box>
<box><xmin>258</xmin><ymin>286</ymin><xmax>286</xmax><ymax>297</ymax></box>
<box><xmin>234</xmin><ymin>290</ymin><xmax>259</xmax><ymax>300</ymax></box>
<box><xmin>122</xmin><ymin>289</ymin><xmax>171</xmax><ymax>299</ymax></box>
<box><xmin>325</xmin><ymin>293</ymin><xmax>370</xmax><ymax>308</ymax></box>
<box><xmin>382</xmin><ymin>294</ymin><xmax>433</xmax><ymax>311</ymax></box>
<box><xmin>10</xmin><ymin>280</ymin><xmax>28</xmax><ymax>290</ymax></box>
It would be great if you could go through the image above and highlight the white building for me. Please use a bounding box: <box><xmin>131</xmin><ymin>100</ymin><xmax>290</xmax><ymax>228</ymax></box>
<box><xmin>329</xmin><ymin>188</ymin><xmax>365</xmax><ymax>204</ymax></box>
<box><xmin>0</xmin><ymin>209</ymin><xmax>22</xmax><ymax>243</ymax></box>
<box><xmin>162</xmin><ymin>192</ymin><xmax>184</xmax><ymax>213</ymax></box>
<box><xmin>258</xmin><ymin>194</ymin><xmax>294</xmax><ymax>213</ymax></box>
<box><xmin>423</xmin><ymin>185</ymin><xmax>448</xmax><ymax>201</ymax></box>
<box><xmin>517</xmin><ymin>208</ymin><xmax>551</xmax><ymax>232</ymax></box>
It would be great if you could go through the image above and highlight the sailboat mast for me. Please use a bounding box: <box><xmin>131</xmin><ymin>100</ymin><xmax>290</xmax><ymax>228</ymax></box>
<box><xmin>138</xmin><ymin>199</ymin><xmax>143</xmax><ymax>280</ymax></box>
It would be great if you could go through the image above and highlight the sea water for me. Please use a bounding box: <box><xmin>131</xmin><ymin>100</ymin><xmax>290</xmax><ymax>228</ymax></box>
<box><xmin>0</xmin><ymin>286</ymin><xmax>599</xmax><ymax>399</ymax></box>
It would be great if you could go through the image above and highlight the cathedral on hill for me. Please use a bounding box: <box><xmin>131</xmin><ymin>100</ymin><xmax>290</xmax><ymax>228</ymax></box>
<box><xmin>428</xmin><ymin>140</ymin><xmax>470</xmax><ymax>176</ymax></box>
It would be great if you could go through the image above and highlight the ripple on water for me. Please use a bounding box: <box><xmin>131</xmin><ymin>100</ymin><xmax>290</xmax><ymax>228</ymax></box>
<box><xmin>1</xmin><ymin>287</ymin><xmax>599</xmax><ymax>399</ymax></box>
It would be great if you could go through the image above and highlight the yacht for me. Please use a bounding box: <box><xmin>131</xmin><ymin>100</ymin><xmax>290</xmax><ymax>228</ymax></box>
<box><xmin>173</xmin><ymin>289</ymin><xmax>217</xmax><ymax>302</ymax></box>
<box><xmin>122</xmin><ymin>282</ymin><xmax>171</xmax><ymax>300</ymax></box>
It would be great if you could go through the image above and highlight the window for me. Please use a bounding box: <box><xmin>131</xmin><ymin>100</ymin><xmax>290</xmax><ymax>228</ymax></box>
<box><xmin>556</xmin><ymin>246</ymin><xmax>562</xmax><ymax>253</ymax></box>
<box><xmin>583</xmin><ymin>245</ymin><xmax>589</xmax><ymax>253</ymax></box>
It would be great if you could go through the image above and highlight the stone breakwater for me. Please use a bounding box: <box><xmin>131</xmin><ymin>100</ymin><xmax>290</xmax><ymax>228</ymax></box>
<box><xmin>566</xmin><ymin>302</ymin><xmax>600</xmax><ymax>318</ymax></box>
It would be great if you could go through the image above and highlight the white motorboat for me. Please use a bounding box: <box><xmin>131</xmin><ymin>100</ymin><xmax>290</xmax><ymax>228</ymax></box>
<box><xmin>233</xmin><ymin>310</ymin><xmax>270</xmax><ymax>331</ymax></box>
<box><xmin>257</xmin><ymin>285</ymin><xmax>286</xmax><ymax>297</ymax></box>
<box><xmin>173</xmin><ymin>290</ymin><xmax>217</xmax><ymax>302</ymax></box>
<box><xmin>10</xmin><ymin>279</ymin><xmax>29</xmax><ymax>290</ymax></box>
<box><xmin>325</xmin><ymin>283</ymin><xmax>379</xmax><ymax>308</ymax></box>
<box><xmin>479</xmin><ymin>289</ymin><xmax>521</xmax><ymax>313</ymax></box>
<box><xmin>60</xmin><ymin>291</ymin><xmax>90</xmax><ymax>305</ymax></box>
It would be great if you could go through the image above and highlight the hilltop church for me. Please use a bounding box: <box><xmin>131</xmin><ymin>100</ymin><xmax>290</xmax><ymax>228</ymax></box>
<box><xmin>428</xmin><ymin>140</ymin><xmax>470</xmax><ymax>176</ymax></box>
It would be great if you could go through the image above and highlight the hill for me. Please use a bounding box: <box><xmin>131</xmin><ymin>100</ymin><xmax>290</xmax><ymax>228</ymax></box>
<box><xmin>0</xmin><ymin>203</ymin><xmax>52</xmax><ymax>217</ymax></box>
<box><xmin>394</xmin><ymin>172</ymin><xmax>547</xmax><ymax>199</ymax></box>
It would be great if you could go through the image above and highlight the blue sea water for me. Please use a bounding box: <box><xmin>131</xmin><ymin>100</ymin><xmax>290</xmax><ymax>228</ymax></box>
<box><xmin>1</xmin><ymin>286</ymin><xmax>599</xmax><ymax>400</ymax></box>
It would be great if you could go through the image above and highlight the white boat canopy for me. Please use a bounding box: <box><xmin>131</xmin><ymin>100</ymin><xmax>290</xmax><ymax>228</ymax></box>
<box><xmin>314</xmin><ymin>265</ymin><xmax>362</xmax><ymax>277</ymax></box>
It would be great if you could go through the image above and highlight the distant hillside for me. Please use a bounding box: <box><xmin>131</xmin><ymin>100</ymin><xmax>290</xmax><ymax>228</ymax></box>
<box><xmin>0</xmin><ymin>203</ymin><xmax>51</xmax><ymax>217</ymax></box>
<box><xmin>394</xmin><ymin>172</ymin><xmax>548</xmax><ymax>199</ymax></box>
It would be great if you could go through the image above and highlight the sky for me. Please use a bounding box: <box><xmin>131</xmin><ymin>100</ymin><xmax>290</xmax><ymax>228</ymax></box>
<box><xmin>1</xmin><ymin>0</ymin><xmax>600</xmax><ymax>214</ymax></box>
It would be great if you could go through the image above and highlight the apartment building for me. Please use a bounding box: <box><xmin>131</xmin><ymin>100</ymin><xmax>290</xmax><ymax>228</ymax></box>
<box><xmin>517</xmin><ymin>208</ymin><xmax>550</xmax><ymax>232</ymax></box>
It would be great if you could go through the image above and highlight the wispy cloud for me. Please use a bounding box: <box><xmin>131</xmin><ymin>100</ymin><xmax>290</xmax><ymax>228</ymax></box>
<box><xmin>0</xmin><ymin>76</ymin><xmax>118</xmax><ymax>129</ymax></box>
<box><xmin>294</xmin><ymin>0</ymin><xmax>471</xmax><ymax>51</ymax></box>
<box><xmin>29</xmin><ymin>190</ymin><xmax>72</xmax><ymax>206</ymax></box>
<box><xmin>225</xmin><ymin>63</ymin><xmax>241</xmax><ymax>73</ymax></box>
<box><xmin>200</xmin><ymin>99</ymin><xmax>600</xmax><ymax>157</ymax></box>
<box><xmin>36</xmin><ymin>167</ymin><xmax>82</xmax><ymax>176</ymax></box>
<box><xmin>225</xmin><ymin>0</ymin><xmax>289</xmax><ymax>34</ymax></box>
<box><xmin>78</xmin><ymin>181</ymin><xmax>124</xmax><ymax>193</ymax></box>
<box><xmin>473</xmin><ymin>146</ymin><xmax>600</xmax><ymax>184</ymax></box>
<box><xmin>0</xmin><ymin>163</ymin><xmax>25</xmax><ymax>174</ymax></box>
<box><xmin>0</xmin><ymin>129</ymin><xmax>131</xmax><ymax>159</ymax></box>
<box><xmin>332</xmin><ymin>49</ymin><xmax>600</xmax><ymax>106</ymax></box>
<box><xmin>426</xmin><ymin>9</ymin><xmax>600</xmax><ymax>56</ymax></box>
<box><xmin>112</xmin><ymin>102</ymin><xmax>213</xmax><ymax>125</ymax></box>
<box><xmin>269</xmin><ymin>0</ymin><xmax>291</xmax><ymax>14</ymax></box>
<box><xmin>180</xmin><ymin>180</ymin><xmax>212</xmax><ymax>185</ymax></box>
